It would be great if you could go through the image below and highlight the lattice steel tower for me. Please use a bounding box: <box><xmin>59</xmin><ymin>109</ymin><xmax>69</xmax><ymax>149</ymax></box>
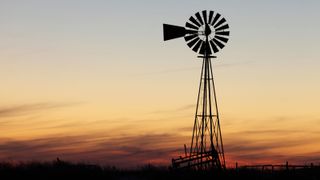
<box><xmin>163</xmin><ymin>10</ymin><xmax>230</xmax><ymax>169</ymax></box>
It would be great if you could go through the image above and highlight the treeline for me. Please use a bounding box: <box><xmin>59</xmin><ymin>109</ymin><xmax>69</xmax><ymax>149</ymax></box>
<box><xmin>0</xmin><ymin>160</ymin><xmax>319</xmax><ymax>180</ymax></box>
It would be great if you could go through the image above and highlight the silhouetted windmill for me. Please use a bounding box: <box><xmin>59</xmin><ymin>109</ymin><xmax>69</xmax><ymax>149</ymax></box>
<box><xmin>163</xmin><ymin>10</ymin><xmax>230</xmax><ymax>170</ymax></box>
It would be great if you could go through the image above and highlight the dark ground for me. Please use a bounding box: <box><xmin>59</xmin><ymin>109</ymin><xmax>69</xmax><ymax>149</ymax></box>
<box><xmin>0</xmin><ymin>161</ymin><xmax>320</xmax><ymax>180</ymax></box>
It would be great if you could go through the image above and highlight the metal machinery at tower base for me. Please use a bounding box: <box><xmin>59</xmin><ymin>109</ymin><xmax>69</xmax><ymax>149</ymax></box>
<box><xmin>163</xmin><ymin>10</ymin><xmax>230</xmax><ymax>170</ymax></box>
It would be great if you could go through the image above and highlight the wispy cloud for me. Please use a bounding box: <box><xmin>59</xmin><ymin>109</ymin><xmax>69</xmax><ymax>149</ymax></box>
<box><xmin>132</xmin><ymin>61</ymin><xmax>254</xmax><ymax>76</ymax></box>
<box><xmin>1</xmin><ymin>114</ymin><xmax>319</xmax><ymax>168</ymax></box>
<box><xmin>0</xmin><ymin>102</ymin><xmax>80</xmax><ymax>118</ymax></box>
<box><xmin>214</xmin><ymin>60</ymin><xmax>254</xmax><ymax>68</ymax></box>
<box><xmin>224</xmin><ymin>127</ymin><xmax>320</xmax><ymax>165</ymax></box>
<box><xmin>0</xmin><ymin>133</ymin><xmax>187</xmax><ymax>168</ymax></box>
<box><xmin>0</xmin><ymin>128</ymin><xmax>319</xmax><ymax>167</ymax></box>
<box><xmin>92</xmin><ymin>133</ymin><xmax>186</xmax><ymax>166</ymax></box>
<box><xmin>132</xmin><ymin>67</ymin><xmax>199</xmax><ymax>76</ymax></box>
<box><xmin>148</xmin><ymin>104</ymin><xmax>194</xmax><ymax>114</ymax></box>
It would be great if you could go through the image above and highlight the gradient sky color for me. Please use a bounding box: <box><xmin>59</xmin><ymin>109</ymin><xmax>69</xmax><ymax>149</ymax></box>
<box><xmin>1</xmin><ymin>0</ymin><xmax>320</xmax><ymax>168</ymax></box>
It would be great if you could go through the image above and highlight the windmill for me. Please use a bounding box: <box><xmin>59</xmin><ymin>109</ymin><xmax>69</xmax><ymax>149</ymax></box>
<box><xmin>163</xmin><ymin>10</ymin><xmax>230</xmax><ymax>170</ymax></box>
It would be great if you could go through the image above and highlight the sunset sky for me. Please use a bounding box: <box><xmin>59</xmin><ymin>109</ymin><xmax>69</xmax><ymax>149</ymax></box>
<box><xmin>1</xmin><ymin>0</ymin><xmax>320</xmax><ymax>168</ymax></box>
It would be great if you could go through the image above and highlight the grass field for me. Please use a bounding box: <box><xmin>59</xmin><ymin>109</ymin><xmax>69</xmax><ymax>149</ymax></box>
<box><xmin>0</xmin><ymin>160</ymin><xmax>319</xmax><ymax>180</ymax></box>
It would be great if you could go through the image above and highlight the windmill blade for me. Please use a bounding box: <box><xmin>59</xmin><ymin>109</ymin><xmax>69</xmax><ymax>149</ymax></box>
<box><xmin>214</xmin><ymin>35</ymin><xmax>229</xmax><ymax>43</ymax></box>
<box><xmin>185</xmin><ymin>29</ymin><xmax>198</xmax><ymax>34</ymax></box>
<box><xmin>209</xmin><ymin>40</ymin><xmax>219</xmax><ymax>53</ymax></box>
<box><xmin>202</xmin><ymin>10</ymin><xmax>207</xmax><ymax>24</ymax></box>
<box><xmin>189</xmin><ymin>16</ymin><xmax>201</xmax><ymax>27</ymax></box>
<box><xmin>195</xmin><ymin>12</ymin><xmax>204</xmax><ymax>25</ymax></box>
<box><xmin>192</xmin><ymin>40</ymin><xmax>203</xmax><ymax>52</ymax></box>
<box><xmin>186</xmin><ymin>22</ymin><xmax>199</xmax><ymax>30</ymax></box>
<box><xmin>211</xmin><ymin>13</ymin><xmax>221</xmax><ymax>26</ymax></box>
<box><xmin>215</xmin><ymin>31</ymin><xmax>230</xmax><ymax>36</ymax></box>
<box><xmin>214</xmin><ymin>18</ymin><xmax>226</xmax><ymax>28</ymax></box>
<box><xmin>187</xmin><ymin>37</ymin><xmax>200</xmax><ymax>48</ymax></box>
<box><xmin>215</xmin><ymin>24</ymin><xmax>229</xmax><ymax>32</ymax></box>
<box><xmin>184</xmin><ymin>34</ymin><xmax>198</xmax><ymax>41</ymax></box>
<box><xmin>163</xmin><ymin>24</ymin><xmax>186</xmax><ymax>41</ymax></box>
<box><xmin>208</xmin><ymin>11</ymin><xmax>214</xmax><ymax>24</ymax></box>
<box><xmin>213</xmin><ymin>38</ymin><xmax>225</xmax><ymax>49</ymax></box>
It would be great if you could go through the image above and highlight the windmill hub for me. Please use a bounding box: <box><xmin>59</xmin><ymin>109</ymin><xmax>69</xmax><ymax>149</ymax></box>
<box><xmin>198</xmin><ymin>24</ymin><xmax>215</xmax><ymax>41</ymax></box>
<box><xmin>205</xmin><ymin>23</ymin><xmax>211</xmax><ymax>36</ymax></box>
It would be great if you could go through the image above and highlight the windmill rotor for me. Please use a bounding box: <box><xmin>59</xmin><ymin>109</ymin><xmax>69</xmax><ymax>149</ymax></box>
<box><xmin>163</xmin><ymin>10</ymin><xmax>230</xmax><ymax>55</ymax></box>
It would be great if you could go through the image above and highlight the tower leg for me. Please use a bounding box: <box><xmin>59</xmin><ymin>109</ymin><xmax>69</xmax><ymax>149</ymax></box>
<box><xmin>172</xmin><ymin>56</ymin><xmax>225</xmax><ymax>170</ymax></box>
